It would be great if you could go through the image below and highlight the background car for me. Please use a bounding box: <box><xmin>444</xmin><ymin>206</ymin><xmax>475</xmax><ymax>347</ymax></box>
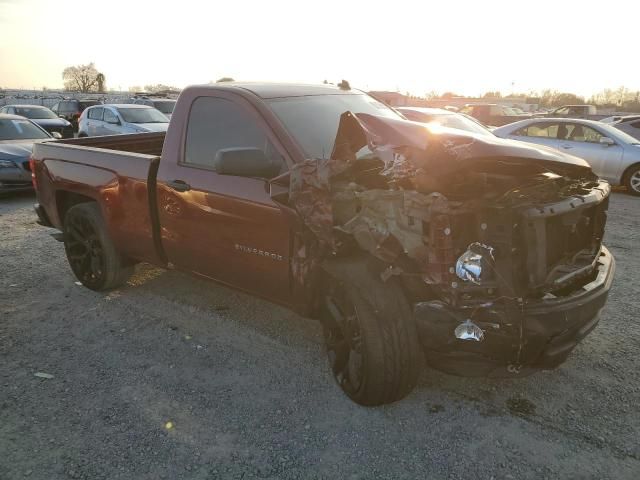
<box><xmin>493</xmin><ymin>118</ymin><xmax>640</xmax><ymax>195</ymax></box>
<box><xmin>608</xmin><ymin>115</ymin><xmax>640</xmax><ymax>140</ymax></box>
<box><xmin>396</xmin><ymin>107</ymin><xmax>494</xmax><ymax>136</ymax></box>
<box><xmin>50</xmin><ymin>99</ymin><xmax>101</xmax><ymax>131</ymax></box>
<box><xmin>78</xmin><ymin>104</ymin><xmax>169</xmax><ymax>137</ymax></box>
<box><xmin>0</xmin><ymin>104</ymin><xmax>73</xmax><ymax>138</ymax></box>
<box><xmin>132</xmin><ymin>98</ymin><xmax>176</xmax><ymax>119</ymax></box>
<box><xmin>0</xmin><ymin>113</ymin><xmax>56</xmax><ymax>194</ymax></box>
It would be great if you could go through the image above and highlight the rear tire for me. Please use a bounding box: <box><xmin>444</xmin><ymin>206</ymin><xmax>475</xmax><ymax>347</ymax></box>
<box><xmin>320</xmin><ymin>256</ymin><xmax>422</xmax><ymax>406</ymax></box>
<box><xmin>624</xmin><ymin>164</ymin><xmax>640</xmax><ymax>196</ymax></box>
<box><xmin>78</xmin><ymin>132</ymin><xmax>88</xmax><ymax>138</ymax></box>
<box><xmin>63</xmin><ymin>203</ymin><xmax>133</xmax><ymax>291</ymax></box>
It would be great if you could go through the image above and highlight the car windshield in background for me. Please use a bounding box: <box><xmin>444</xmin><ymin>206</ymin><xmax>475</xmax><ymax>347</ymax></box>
<box><xmin>118</xmin><ymin>108</ymin><xmax>168</xmax><ymax>124</ymax></box>
<box><xmin>13</xmin><ymin>107</ymin><xmax>57</xmax><ymax>119</ymax></box>
<box><xmin>153</xmin><ymin>101</ymin><xmax>175</xmax><ymax>114</ymax></box>
<box><xmin>79</xmin><ymin>101</ymin><xmax>100</xmax><ymax>109</ymax></box>
<box><xmin>267</xmin><ymin>94</ymin><xmax>401</xmax><ymax>159</ymax></box>
<box><xmin>598</xmin><ymin>122</ymin><xmax>640</xmax><ymax>145</ymax></box>
<box><xmin>427</xmin><ymin>113</ymin><xmax>493</xmax><ymax>136</ymax></box>
<box><xmin>0</xmin><ymin>119</ymin><xmax>49</xmax><ymax>140</ymax></box>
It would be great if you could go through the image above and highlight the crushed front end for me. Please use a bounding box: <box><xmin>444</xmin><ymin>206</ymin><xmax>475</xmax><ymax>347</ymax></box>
<box><xmin>277</xmin><ymin>113</ymin><xmax>615</xmax><ymax>377</ymax></box>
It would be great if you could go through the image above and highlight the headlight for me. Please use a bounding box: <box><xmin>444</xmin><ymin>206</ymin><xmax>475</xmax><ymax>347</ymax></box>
<box><xmin>455</xmin><ymin>242</ymin><xmax>495</xmax><ymax>284</ymax></box>
<box><xmin>0</xmin><ymin>159</ymin><xmax>17</xmax><ymax>168</ymax></box>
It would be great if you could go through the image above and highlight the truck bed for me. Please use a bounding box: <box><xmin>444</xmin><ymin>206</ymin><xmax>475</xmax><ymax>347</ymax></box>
<box><xmin>32</xmin><ymin>133</ymin><xmax>166</xmax><ymax>265</ymax></box>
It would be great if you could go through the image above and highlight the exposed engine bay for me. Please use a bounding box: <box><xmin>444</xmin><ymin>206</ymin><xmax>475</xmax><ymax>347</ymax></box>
<box><xmin>273</xmin><ymin>112</ymin><xmax>613</xmax><ymax>376</ymax></box>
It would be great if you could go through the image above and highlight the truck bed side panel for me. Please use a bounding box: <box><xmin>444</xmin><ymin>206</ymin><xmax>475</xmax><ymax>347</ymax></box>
<box><xmin>33</xmin><ymin>140</ymin><xmax>161</xmax><ymax>265</ymax></box>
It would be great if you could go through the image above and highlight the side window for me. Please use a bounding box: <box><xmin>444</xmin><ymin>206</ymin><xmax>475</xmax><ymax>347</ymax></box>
<box><xmin>515</xmin><ymin>123</ymin><xmax>559</xmax><ymax>138</ymax></box>
<box><xmin>59</xmin><ymin>101</ymin><xmax>73</xmax><ymax>113</ymax></box>
<box><xmin>565</xmin><ymin>124</ymin><xmax>603</xmax><ymax>143</ymax></box>
<box><xmin>88</xmin><ymin>107</ymin><xmax>104</xmax><ymax>120</ymax></box>
<box><xmin>184</xmin><ymin>96</ymin><xmax>283</xmax><ymax>173</ymax></box>
<box><xmin>104</xmin><ymin>109</ymin><xmax>118</xmax><ymax>123</ymax></box>
<box><xmin>50</xmin><ymin>103</ymin><xmax>59</xmax><ymax>113</ymax></box>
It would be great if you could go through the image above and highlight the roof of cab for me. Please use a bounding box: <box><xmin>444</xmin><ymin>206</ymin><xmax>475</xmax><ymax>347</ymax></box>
<box><xmin>189</xmin><ymin>82</ymin><xmax>364</xmax><ymax>99</ymax></box>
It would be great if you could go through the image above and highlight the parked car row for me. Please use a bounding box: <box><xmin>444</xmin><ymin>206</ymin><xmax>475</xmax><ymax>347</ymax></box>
<box><xmin>493</xmin><ymin>118</ymin><xmax>640</xmax><ymax>195</ymax></box>
<box><xmin>78</xmin><ymin>104</ymin><xmax>170</xmax><ymax>137</ymax></box>
<box><xmin>0</xmin><ymin>113</ymin><xmax>58</xmax><ymax>194</ymax></box>
<box><xmin>0</xmin><ymin>104</ymin><xmax>73</xmax><ymax>138</ymax></box>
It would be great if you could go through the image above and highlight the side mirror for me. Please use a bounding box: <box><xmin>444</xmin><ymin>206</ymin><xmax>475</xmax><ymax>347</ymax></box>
<box><xmin>600</xmin><ymin>137</ymin><xmax>615</xmax><ymax>146</ymax></box>
<box><xmin>214</xmin><ymin>148</ymin><xmax>281</xmax><ymax>179</ymax></box>
<box><xmin>51</xmin><ymin>132</ymin><xmax>62</xmax><ymax>139</ymax></box>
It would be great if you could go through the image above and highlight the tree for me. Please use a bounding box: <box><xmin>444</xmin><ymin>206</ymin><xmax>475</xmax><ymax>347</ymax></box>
<box><xmin>216</xmin><ymin>77</ymin><xmax>235</xmax><ymax>83</ymax></box>
<box><xmin>483</xmin><ymin>91</ymin><xmax>502</xmax><ymax>99</ymax></box>
<box><xmin>96</xmin><ymin>73</ymin><xmax>106</xmax><ymax>93</ymax></box>
<box><xmin>62</xmin><ymin>63</ymin><xmax>105</xmax><ymax>93</ymax></box>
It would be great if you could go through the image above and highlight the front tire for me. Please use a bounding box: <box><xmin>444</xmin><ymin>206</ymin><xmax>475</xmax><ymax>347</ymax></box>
<box><xmin>320</xmin><ymin>256</ymin><xmax>422</xmax><ymax>406</ymax></box>
<box><xmin>624</xmin><ymin>164</ymin><xmax>640</xmax><ymax>196</ymax></box>
<box><xmin>63</xmin><ymin>203</ymin><xmax>133</xmax><ymax>291</ymax></box>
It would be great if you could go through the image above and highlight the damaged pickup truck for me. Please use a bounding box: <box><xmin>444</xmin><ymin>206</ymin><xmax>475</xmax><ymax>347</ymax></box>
<box><xmin>31</xmin><ymin>83</ymin><xmax>615</xmax><ymax>405</ymax></box>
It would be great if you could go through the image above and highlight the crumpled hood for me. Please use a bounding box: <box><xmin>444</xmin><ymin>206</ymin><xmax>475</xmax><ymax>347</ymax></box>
<box><xmin>343</xmin><ymin>113</ymin><xmax>591</xmax><ymax>172</ymax></box>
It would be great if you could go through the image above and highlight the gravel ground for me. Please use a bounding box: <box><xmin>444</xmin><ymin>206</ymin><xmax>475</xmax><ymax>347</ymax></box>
<box><xmin>1</xmin><ymin>191</ymin><xmax>639</xmax><ymax>480</ymax></box>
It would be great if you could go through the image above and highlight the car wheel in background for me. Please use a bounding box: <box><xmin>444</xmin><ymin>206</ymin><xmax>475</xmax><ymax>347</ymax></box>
<box><xmin>63</xmin><ymin>203</ymin><xmax>133</xmax><ymax>290</ymax></box>
<box><xmin>78</xmin><ymin>132</ymin><xmax>88</xmax><ymax>137</ymax></box>
<box><xmin>624</xmin><ymin>164</ymin><xmax>640</xmax><ymax>196</ymax></box>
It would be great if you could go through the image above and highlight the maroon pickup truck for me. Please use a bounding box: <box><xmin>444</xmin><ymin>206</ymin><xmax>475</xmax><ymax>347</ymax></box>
<box><xmin>31</xmin><ymin>83</ymin><xmax>615</xmax><ymax>405</ymax></box>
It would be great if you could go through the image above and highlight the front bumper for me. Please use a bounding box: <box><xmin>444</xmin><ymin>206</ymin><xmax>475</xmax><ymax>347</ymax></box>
<box><xmin>414</xmin><ymin>246</ymin><xmax>615</xmax><ymax>377</ymax></box>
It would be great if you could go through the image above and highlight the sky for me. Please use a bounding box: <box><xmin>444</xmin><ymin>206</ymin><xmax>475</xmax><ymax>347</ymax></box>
<box><xmin>1</xmin><ymin>0</ymin><xmax>639</xmax><ymax>97</ymax></box>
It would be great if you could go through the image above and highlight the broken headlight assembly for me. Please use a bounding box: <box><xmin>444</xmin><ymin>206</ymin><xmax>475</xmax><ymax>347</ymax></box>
<box><xmin>455</xmin><ymin>242</ymin><xmax>495</xmax><ymax>285</ymax></box>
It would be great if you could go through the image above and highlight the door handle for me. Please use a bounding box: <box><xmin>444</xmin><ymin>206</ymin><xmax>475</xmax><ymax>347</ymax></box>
<box><xmin>167</xmin><ymin>179</ymin><xmax>191</xmax><ymax>192</ymax></box>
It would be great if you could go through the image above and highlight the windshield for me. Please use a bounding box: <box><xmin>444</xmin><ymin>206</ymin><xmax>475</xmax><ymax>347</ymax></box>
<box><xmin>599</xmin><ymin>122</ymin><xmax>640</xmax><ymax>145</ymax></box>
<box><xmin>13</xmin><ymin>107</ymin><xmax>58</xmax><ymax>120</ymax></box>
<box><xmin>118</xmin><ymin>108</ymin><xmax>169</xmax><ymax>124</ymax></box>
<box><xmin>0</xmin><ymin>118</ymin><xmax>49</xmax><ymax>140</ymax></box>
<box><xmin>153</xmin><ymin>101</ymin><xmax>175</xmax><ymax>114</ymax></box>
<box><xmin>267</xmin><ymin>94</ymin><xmax>401</xmax><ymax>159</ymax></box>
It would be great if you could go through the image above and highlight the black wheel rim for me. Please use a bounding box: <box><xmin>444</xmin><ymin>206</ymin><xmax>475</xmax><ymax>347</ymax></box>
<box><xmin>65</xmin><ymin>215</ymin><xmax>105</xmax><ymax>286</ymax></box>
<box><xmin>323</xmin><ymin>284</ymin><xmax>365</xmax><ymax>395</ymax></box>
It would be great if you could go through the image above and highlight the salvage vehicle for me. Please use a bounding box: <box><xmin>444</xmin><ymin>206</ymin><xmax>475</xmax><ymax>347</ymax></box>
<box><xmin>458</xmin><ymin>103</ymin><xmax>532</xmax><ymax>127</ymax></box>
<box><xmin>50</xmin><ymin>99</ymin><xmax>102</xmax><ymax>131</ymax></box>
<box><xmin>0</xmin><ymin>113</ymin><xmax>59</xmax><ymax>194</ymax></box>
<box><xmin>132</xmin><ymin>98</ymin><xmax>176</xmax><ymax>120</ymax></box>
<box><xmin>0</xmin><ymin>105</ymin><xmax>74</xmax><ymax>138</ymax></box>
<box><xmin>31</xmin><ymin>83</ymin><xmax>615</xmax><ymax>405</ymax></box>
<box><xmin>78</xmin><ymin>104</ymin><xmax>169</xmax><ymax>137</ymax></box>
<box><xmin>494</xmin><ymin>118</ymin><xmax>640</xmax><ymax>195</ymax></box>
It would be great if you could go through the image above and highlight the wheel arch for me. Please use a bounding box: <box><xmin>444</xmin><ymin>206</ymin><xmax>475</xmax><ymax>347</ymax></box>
<box><xmin>621</xmin><ymin>161</ymin><xmax>640</xmax><ymax>184</ymax></box>
<box><xmin>55</xmin><ymin>190</ymin><xmax>97</xmax><ymax>225</ymax></box>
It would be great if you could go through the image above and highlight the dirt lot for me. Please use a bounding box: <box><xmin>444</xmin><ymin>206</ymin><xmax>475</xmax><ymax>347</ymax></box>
<box><xmin>1</xmin><ymin>191</ymin><xmax>638</xmax><ymax>480</ymax></box>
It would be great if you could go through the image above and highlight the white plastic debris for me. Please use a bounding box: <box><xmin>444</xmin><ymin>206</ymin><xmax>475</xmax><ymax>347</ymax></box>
<box><xmin>34</xmin><ymin>372</ymin><xmax>54</xmax><ymax>379</ymax></box>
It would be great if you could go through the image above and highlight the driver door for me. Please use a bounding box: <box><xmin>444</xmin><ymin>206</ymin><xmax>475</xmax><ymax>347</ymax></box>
<box><xmin>156</xmin><ymin>94</ymin><xmax>292</xmax><ymax>304</ymax></box>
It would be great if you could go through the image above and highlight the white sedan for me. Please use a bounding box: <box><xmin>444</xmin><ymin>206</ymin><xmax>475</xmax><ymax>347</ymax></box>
<box><xmin>494</xmin><ymin>118</ymin><xmax>640</xmax><ymax>195</ymax></box>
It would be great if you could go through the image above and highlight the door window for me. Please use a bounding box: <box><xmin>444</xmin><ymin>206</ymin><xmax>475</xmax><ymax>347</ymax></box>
<box><xmin>563</xmin><ymin>124</ymin><xmax>603</xmax><ymax>143</ymax></box>
<box><xmin>104</xmin><ymin>109</ymin><xmax>118</xmax><ymax>123</ymax></box>
<box><xmin>88</xmin><ymin>107</ymin><xmax>104</xmax><ymax>120</ymax></box>
<box><xmin>184</xmin><ymin>96</ymin><xmax>283</xmax><ymax>174</ymax></box>
<box><xmin>514</xmin><ymin>122</ymin><xmax>559</xmax><ymax>138</ymax></box>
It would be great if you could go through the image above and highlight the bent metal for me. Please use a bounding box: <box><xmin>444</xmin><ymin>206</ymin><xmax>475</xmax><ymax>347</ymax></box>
<box><xmin>234</xmin><ymin>243</ymin><xmax>283</xmax><ymax>261</ymax></box>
